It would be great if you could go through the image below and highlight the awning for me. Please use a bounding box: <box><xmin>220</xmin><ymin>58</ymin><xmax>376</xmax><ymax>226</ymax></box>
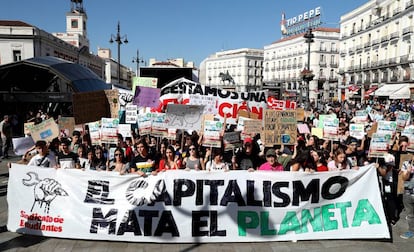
<box><xmin>348</xmin><ymin>85</ymin><xmax>360</xmax><ymax>92</ymax></box>
<box><xmin>389</xmin><ymin>85</ymin><xmax>411</xmax><ymax>99</ymax></box>
<box><xmin>364</xmin><ymin>86</ymin><xmax>378</xmax><ymax>98</ymax></box>
<box><xmin>373</xmin><ymin>84</ymin><xmax>407</xmax><ymax>97</ymax></box>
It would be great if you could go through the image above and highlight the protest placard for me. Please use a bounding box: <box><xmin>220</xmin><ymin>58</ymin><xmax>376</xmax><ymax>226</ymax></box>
<box><xmin>29</xmin><ymin>118</ymin><xmax>60</xmax><ymax>142</ymax></box>
<box><xmin>125</xmin><ymin>104</ymin><xmax>138</xmax><ymax>124</ymax></box>
<box><xmin>263</xmin><ymin>109</ymin><xmax>296</xmax><ymax>146</ymax></box>
<box><xmin>311</xmin><ymin>127</ymin><xmax>323</xmax><ymax>139</ymax></box>
<box><xmin>368</xmin><ymin>133</ymin><xmax>392</xmax><ymax>158</ymax></box>
<box><xmin>132</xmin><ymin>86</ymin><xmax>161</xmax><ymax>108</ymax></box>
<box><xmin>23</xmin><ymin>122</ymin><xmax>34</xmax><ymax>136</ymax></box>
<box><xmin>396</xmin><ymin>111</ymin><xmax>410</xmax><ymax>132</ymax></box>
<box><xmin>402</xmin><ymin>125</ymin><xmax>414</xmax><ymax>152</ymax></box>
<box><xmin>58</xmin><ymin>117</ymin><xmax>75</xmax><ymax>137</ymax></box>
<box><xmin>118</xmin><ymin>124</ymin><xmax>132</xmax><ymax>138</ymax></box>
<box><xmin>12</xmin><ymin>137</ymin><xmax>35</xmax><ymax>155</ymax></box>
<box><xmin>349</xmin><ymin>123</ymin><xmax>365</xmax><ymax>140</ymax></box>
<box><xmin>323</xmin><ymin>117</ymin><xmax>339</xmax><ymax>140</ymax></box>
<box><xmin>138</xmin><ymin>113</ymin><xmax>152</xmax><ymax>136</ymax></box>
<box><xmin>223</xmin><ymin>131</ymin><xmax>242</xmax><ymax>151</ymax></box>
<box><xmin>151</xmin><ymin>113</ymin><xmax>168</xmax><ymax>137</ymax></box>
<box><xmin>72</xmin><ymin>90</ymin><xmax>110</xmax><ymax>124</ymax></box>
<box><xmin>101</xmin><ymin>118</ymin><xmax>119</xmax><ymax>144</ymax></box>
<box><xmin>166</xmin><ymin>104</ymin><xmax>204</xmax><ymax>132</ymax></box>
<box><xmin>296</xmin><ymin>108</ymin><xmax>305</xmax><ymax>121</ymax></box>
<box><xmin>202</xmin><ymin>120</ymin><xmax>223</xmax><ymax>148</ymax></box>
<box><xmin>297</xmin><ymin>123</ymin><xmax>310</xmax><ymax>134</ymax></box>
<box><xmin>87</xmin><ymin>120</ymin><xmax>101</xmax><ymax>145</ymax></box>
<box><xmin>189</xmin><ymin>94</ymin><xmax>218</xmax><ymax>114</ymax></box>
<box><xmin>104</xmin><ymin>89</ymin><xmax>120</xmax><ymax>120</ymax></box>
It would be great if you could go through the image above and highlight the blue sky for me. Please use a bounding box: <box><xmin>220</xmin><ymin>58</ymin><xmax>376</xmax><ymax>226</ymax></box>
<box><xmin>1</xmin><ymin>0</ymin><xmax>367</xmax><ymax>69</ymax></box>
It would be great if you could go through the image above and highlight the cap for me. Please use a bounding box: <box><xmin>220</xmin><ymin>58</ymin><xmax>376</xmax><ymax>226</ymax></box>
<box><xmin>266</xmin><ymin>148</ymin><xmax>276</xmax><ymax>157</ymax></box>
<box><xmin>244</xmin><ymin>137</ymin><xmax>253</xmax><ymax>145</ymax></box>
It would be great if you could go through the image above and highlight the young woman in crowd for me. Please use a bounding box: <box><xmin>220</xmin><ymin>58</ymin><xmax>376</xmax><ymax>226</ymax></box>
<box><xmin>206</xmin><ymin>148</ymin><xmax>229</xmax><ymax>171</ymax></box>
<box><xmin>182</xmin><ymin>144</ymin><xmax>205</xmax><ymax>170</ymax></box>
<box><xmin>311</xmin><ymin>149</ymin><xmax>328</xmax><ymax>172</ymax></box>
<box><xmin>106</xmin><ymin>147</ymin><xmax>128</xmax><ymax>175</ymax></box>
<box><xmin>92</xmin><ymin>145</ymin><xmax>107</xmax><ymax>171</ymax></box>
<box><xmin>327</xmin><ymin>148</ymin><xmax>351</xmax><ymax>171</ymax></box>
<box><xmin>157</xmin><ymin>145</ymin><xmax>179</xmax><ymax>172</ymax></box>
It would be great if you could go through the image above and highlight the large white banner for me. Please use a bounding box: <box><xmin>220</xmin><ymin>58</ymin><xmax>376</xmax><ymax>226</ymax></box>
<box><xmin>7</xmin><ymin>164</ymin><xmax>389</xmax><ymax>243</ymax></box>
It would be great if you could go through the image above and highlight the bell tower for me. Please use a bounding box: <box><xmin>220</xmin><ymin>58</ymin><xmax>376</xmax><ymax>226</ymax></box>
<box><xmin>65</xmin><ymin>0</ymin><xmax>89</xmax><ymax>48</ymax></box>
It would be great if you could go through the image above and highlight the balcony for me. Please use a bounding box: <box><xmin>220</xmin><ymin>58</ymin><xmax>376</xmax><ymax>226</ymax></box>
<box><xmin>292</xmin><ymin>63</ymin><xmax>297</xmax><ymax>68</ymax></box>
<box><xmin>400</xmin><ymin>55</ymin><xmax>409</xmax><ymax>63</ymax></box>
<box><xmin>372</xmin><ymin>78</ymin><xmax>379</xmax><ymax>83</ymax></box>
<box><xmin>319</xmin><ymin>62</ymin><xmax>327</xmax><ymax>67</ymax></box>
<box><xmin>403</xmin><ymin>75</ymin><xmax>411</xmax><ymax>81</ymax></box>
<box><xmin>330</xmin><ymin>63</ymin><xmax>338</xmax><ymax>68</ymax></box>
<box><xmin>406</xmin><ymin>0</ymin><xmax>414</xmax><ymax>9</ymax></box>
<box><xmin>364</xmin><ymin>42</ymin><xmax>371</xmax><ymax>48</ymax></box>
<box><xmin>393</xmin><ymin>7</ymin><xmax>401</xmax><ymax>16</ymax></box>
<box><xmin>362</xmin><ymin>63</ymin><xmax>370</xmax><ymax>69</ymax></box>
<box><xmin>347</xmin><ymin>66</ymin><xmax>354</xmax><ymax>72</ymax></box>
<box><xmin>356</xmin><ymin>45</ymin><xmax>362</xmax><ymax>52</ymax></box>
<box><xmin>378</xmin><ymin>59</ymin><xmax>389</xmax><ymax>66</ymax></box>
<box><xmin>390</xmin><ymin>76</ymin><xmax>398</xmax><ymax>82</ymax></box>
<box><xmin>318</xmin><ymin>76</ymin><xmax>327</xmax><ymax>81</ymax></box>
<box><xmin>329</xmin><ymin>77</ymin><xmax>338</xmax><ymax>82</ymax></box>
<box><xmin>403</xmin><ymin>26</ymin><xmax>413</xmax><ymax>35</ymax></box>
<box><xmin>371</xmin><ymin>61</ymin><xmax>378</xmax><ymax>67</ymax></box>
<box><xmin>389</xmin><ymin>57</ymin><xmax>397</xmax><ymax>64</ymax></box>
<box><xmin>340</xmin><ymin>50</ymin><xmax>347</xmax><ymax>56</ymax></box>
<box><xmin>338</xmin><ymin>68</ymin><xmax>345</xmax><ymax>74</ymax></box>
<box><xmin>271</xmin><ymin>67</ymin><xmax>276</xmax><ymax>71</ymax></box>
<box><xmin>381</xmin><ymin>35</ymin><xmax>389</xmax><ymax>43</ymax></box>
<box><xmin>381</xmin><ymin>77</ymin><xmax>388</xmax><ymax>82</ymax></box>
<box><xmin>389</xmin><ymin>32</ymin><xmax>399</xmax><ymax>40</ymax></box>
<box><xmin>320</xmin><ymin>48</ymin><xmax>327</xmax><ymax>52</ymax></box>
<box><xmin>371</xmin><ymin>39</ymin><xmax>380</xmax><ymax>46</ymax></box>
<box><xmin>348</xmin><ymin>47</ymin><xmax>355</xmax><ymax>55</ymax></box>
<box><xmin>264</xmin><ymin>68</ymin><xmax>269</xmax><ymax>72</ymax></box>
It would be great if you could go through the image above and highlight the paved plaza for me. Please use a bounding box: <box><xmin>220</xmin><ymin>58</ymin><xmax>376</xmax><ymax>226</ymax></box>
<box><xmin>0</xmin><ymin>155</ymin><xmax>413</xmax><ymax>252</ymax></box>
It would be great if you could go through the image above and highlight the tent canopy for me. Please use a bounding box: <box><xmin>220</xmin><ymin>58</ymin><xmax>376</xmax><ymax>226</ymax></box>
<box><xmin>0</xmin><ymin>56</ymin><xmax>109</xmax><ymax>93</ymax></box>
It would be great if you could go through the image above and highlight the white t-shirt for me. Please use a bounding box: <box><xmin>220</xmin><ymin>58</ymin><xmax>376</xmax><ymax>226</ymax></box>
<box><xmin>206</xmin><ymin>161</ymin><xmax>228</xmax><ymax>171</ymax></box>
<box><xmin>27</xmin><ymin>153</ymin><xmax>57</xmax><ymax>168</ymax></box>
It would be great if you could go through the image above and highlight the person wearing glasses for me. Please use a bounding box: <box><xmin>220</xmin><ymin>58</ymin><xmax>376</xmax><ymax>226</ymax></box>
<box><xmin>107</xmin><ymin>147</ymin><xmax>128</xmax><ymax>175</ymax></box>
<box><xmin>183</xmin><ymin>145</ymin><xmax>204</xmax><ymax>170</ymax></box>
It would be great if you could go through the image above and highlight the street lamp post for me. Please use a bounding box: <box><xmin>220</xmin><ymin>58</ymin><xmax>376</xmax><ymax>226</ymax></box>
<box><xmin>132</xmin><ymin>49</ymin><xmax>144</xmax><ymax>77</ymax></box>
<box><xmin>109</xmin><ymin>21</ymin><xmax>128</xmax><ymax>85</ymax></box>
<box><xmin>303</xmin><ymin>28</ymin><xmax>314</xmax><ymax>108</ymax></box>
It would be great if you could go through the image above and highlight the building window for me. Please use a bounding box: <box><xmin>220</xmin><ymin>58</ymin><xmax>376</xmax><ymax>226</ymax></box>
<box><xmin>13</xmin><ymin>50</ymin><xmax>21</xmax><ymax>62</ymax></box>
<box><xmin>71</xmin><ymin>19</ymin><xmax>78</xmax><ymax>28</ymax></box>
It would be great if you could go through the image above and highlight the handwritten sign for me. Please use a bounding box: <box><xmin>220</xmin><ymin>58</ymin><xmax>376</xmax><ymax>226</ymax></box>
<box><xmin>263</xmin><ymin>109</ymin><xmax>296</xmax><ymax>146</ymax></box>
<box><xmin>29</xmin><ymin>118</ymin><xmax>59</xmax><ymax>142</ymax></box>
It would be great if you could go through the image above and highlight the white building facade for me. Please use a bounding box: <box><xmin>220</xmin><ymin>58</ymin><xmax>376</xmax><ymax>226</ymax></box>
<box><xmin>339</xmin><ymin>0</ymin><xmax>414</xmax><ymax>101</ymax></box>
<box><xmin>200</xmin><ymin>48</ymin><xmax>263</xmax><ymax>92</ymax></box>
<box><xmin>263</xmin><ymin>27</ymin><xmax>340</xmax><ymax>105</ymax></box>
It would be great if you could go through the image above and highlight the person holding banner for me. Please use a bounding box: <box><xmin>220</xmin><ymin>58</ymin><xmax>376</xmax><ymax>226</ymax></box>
<box><xmin>257</xmin><ymin>149</ymin><xmax>283</xmax><ymax>171</ymax></box>
<box><xmin>27</xmin><ymin>140</ymin><xmax>56</xmax><ymax>168</ymax></box>
<box><xmin>92</xmin><ymin>146</ymin><xmax>107</xmax><ymax>171</ymax></box>
<box><xmin>56</xmin><ymin>139</ymin><xmax>80</xmax><ymax>169</ymax></box>
<box><xmin>400</xmin><ymin>153</ymin><xmax>414</xmax><ymax>239</ymax></box>
<box><xmin>157</xmin><ymin>145</ymin><xmax>179</xmax><ymax>172</ymax></box>
<box><xmin>107</xmin><ymin>147</ymin><xmax>128</xmax><ymax>175</ymax></box>
<box><xmin>327</xmin><ymin>149</ymin><xmax>351</xmax><ymax>171</ymax></box>
<box><xmin>206</xmin><ymin>148</ymin><xmax>229</xmax><ymax>171</ymax></box>
<box><xmin>182</xmin><ymin>145</ymin><xmax>204</xmax><ymax>170</ymax></box>
<box><xmin>129</xmin><ymin>138</ymin><xmax>156</xmax><ymax>176</ymax></box>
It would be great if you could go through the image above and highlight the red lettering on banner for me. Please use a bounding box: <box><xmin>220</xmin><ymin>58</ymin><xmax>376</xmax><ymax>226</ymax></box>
<box><xmin>219</xmin><ymin>103</ymin><xmax>263</xmax><ymax>120</ymax></box>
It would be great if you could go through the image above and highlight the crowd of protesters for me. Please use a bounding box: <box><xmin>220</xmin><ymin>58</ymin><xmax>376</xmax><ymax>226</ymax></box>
<box><xmin>5</xmin><ymin>97</ymin><xmax>414</xmax><ymax>239</ymax></box>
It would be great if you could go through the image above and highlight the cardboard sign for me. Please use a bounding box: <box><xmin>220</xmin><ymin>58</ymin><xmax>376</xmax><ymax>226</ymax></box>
<box><xmin>223</xmin><ymin>131</ymin><xmax>242</xmax><ymax>151</ymax></box>
<box><xmin>133</xmin><ymin>86</ymin><xmax>161</xmax><ymax>108</ymax></box>
<box><xmin>202</xmin><ymin>120</ymin><xmax>223</xmax><ymax>148</ymax></box>
<box><xmin>296</xmin><ymin>108</ymin><xmax>305</xmax><ymax>122</ymax></box>
<box><xmin>24</xmin><ymin>122</ymin><xmax>34</xmax><ymax>135</ymax></box>
<box><xmin>29</xmin><ymin>118</ymin><xmax>59</xmax><ymax>142</ymax></box>
<box><xmin>73</xmin><ymin>90</ymin><xmax>111</xmax><ymax>124</ymax></box>
<box><xmin>263</xmin><ymin>109</ymin><xmax>297</xmax><ymax>146</ymax></box>
<box><xmin>58</xmin><ymin>117</ymin><xmax>75</xmax><ymax>137</ymax></box>
<box><xmin>125</xmin><ymin>104</ymin><xmax>138</xmax><ymax>124</ymax></box>
<box><xmin>243</xmin><ymin>119</ymin><xmax>263</xmax><ymax>135</ymax></box>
